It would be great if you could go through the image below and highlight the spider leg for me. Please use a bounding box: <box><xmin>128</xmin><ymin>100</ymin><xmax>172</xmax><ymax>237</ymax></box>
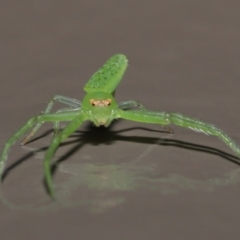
<box><xmin>117</xmin><ymin>109</ymin><xmax>240</xmax><ymax>157</ymax></box>
<box><xmin>118</xmin><ymin>100</ymin><xmax>146</xmax><ymax>111</ymax></box>
<box><xmin>162</xmin><ymin>125</ymin><xmax>174</xmax><ymax>134</ymax></box>
<box><xmin>43</xmin><ymin>114</ymin><xmax>85</xmax><ymax>197</ymax></box>
<box><xmin>47</xmin><ymin>95</ymin><xmax>81</xmax><ymax>108</ymax></box>
<box><xmin>53</xmin><ymin>108</ymin><xmax>80</xmax><ymax>135</ymax></box>
<box><xmin>0</xmin><ymin>111</ymin><xmax>79</xmax><ymax>177</ymax></box>
<box><xmin>21</xmin><ymin>95</ymin><xmax>81</xmax><ymax>145</ymax></box>
<box><xmin>118</xmin><ymin>102</ymin><xmax>174</xmax><ymax>133</ymax></box>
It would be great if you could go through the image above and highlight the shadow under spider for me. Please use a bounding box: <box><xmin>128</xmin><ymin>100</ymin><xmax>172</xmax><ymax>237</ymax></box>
<box><xmin>3</xmin><ymin>121</ymin><xmax>240</xmax><ymax>185</ymax></box>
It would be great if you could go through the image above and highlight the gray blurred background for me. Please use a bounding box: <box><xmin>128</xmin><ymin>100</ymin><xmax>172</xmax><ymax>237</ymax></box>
<box><xmin>1</xmin><ymin>1</ymin><xmax>240</xmax><ymax>239</ymax></box>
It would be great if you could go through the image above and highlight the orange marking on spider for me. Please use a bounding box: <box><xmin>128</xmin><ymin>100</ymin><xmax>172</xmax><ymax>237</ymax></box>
<box><xmin>90</xmin><ymin>98</ymin><xmax>112</xmax><ymax>107</ymax></box>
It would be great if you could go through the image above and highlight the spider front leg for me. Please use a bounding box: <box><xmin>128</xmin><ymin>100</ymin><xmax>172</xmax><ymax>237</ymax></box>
<box><xmin>117</xmin><ymin>109</ymin><xmax>240</xmax><ymax>157</ymax></box>
<box><xmin>53</xmin><ymin>108</ymin><xmax>81</xmax><ymax>135</ymax></box>
<box><xmin>43</xmin><ymin>113</ymin><xmax>85</xmax><ymax>198</ymax></box>
<box><xmin>118</xmin><ymin>102</ymin><xmax>173</xmax><ymax>134</ymax></box>
<box><xmin>21</xmin><ymin>95</ymin><xmax>81</xmax><ymax>145</ymax></box>
<box><xmin>0</xmin><ymin>111</ymin><xmax>79</xmax><ymax>177</ymax></box>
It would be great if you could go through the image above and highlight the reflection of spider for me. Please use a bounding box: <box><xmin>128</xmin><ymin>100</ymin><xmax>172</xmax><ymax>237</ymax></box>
<box><xmin>1</xmin><ymin>54</ymin><xmax>239</xmax><ymax>198</ymax></box>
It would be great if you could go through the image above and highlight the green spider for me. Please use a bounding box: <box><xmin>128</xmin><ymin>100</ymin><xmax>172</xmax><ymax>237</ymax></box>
<box><xmin>1</xmin><ymin>54</ymin><xmax>240</xmax><ymax>198</ymax></box>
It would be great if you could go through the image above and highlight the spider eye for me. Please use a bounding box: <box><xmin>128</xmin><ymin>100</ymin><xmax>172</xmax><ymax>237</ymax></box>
<box><xmin>89</xmin><ymin>99</ymin><xmax>112</xmax><ymax>107</ymax></box>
